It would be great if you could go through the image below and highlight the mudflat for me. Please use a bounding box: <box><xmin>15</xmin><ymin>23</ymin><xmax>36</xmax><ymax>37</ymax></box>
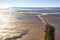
<box><xmin>0</xmin><ymin>13</ymin><xmax>45</xmax><ymax>40</ymax></box>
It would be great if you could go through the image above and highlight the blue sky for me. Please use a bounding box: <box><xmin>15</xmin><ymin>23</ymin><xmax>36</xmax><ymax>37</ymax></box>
<box><xmin>0</xmin><ymin>0</ymin><xmax>60</xmax><ymax>8</ymax></box>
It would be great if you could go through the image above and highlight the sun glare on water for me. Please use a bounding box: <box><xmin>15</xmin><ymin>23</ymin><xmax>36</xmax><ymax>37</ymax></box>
<box><xmin>0</xmin><ymin>14</ymin><xmax>9</xmax><ymax>28</ymax></box>
<box><xmin>0</xmin><ymin>13</ymin><xmax>11</xmax><ymax>36</ymax></box>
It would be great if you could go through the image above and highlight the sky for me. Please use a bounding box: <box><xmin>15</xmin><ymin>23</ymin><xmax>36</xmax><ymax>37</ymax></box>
<box><xmin>0</xmin><ymin>0</ymin><xmax>60</xmax><ymax>8</ymax></box>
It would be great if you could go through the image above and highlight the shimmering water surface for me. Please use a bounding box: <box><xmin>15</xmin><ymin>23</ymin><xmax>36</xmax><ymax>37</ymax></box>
<box><xmin>0</xmin><ymin>7</ymin><xmax>60</xmax><ymax>40</ymax></box>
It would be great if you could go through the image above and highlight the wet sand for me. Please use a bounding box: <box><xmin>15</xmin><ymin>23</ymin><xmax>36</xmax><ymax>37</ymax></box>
<box><xmin>0</xmin><ymin>13</ymin><xmax>45</xmax><ymax>40</ymax></box>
